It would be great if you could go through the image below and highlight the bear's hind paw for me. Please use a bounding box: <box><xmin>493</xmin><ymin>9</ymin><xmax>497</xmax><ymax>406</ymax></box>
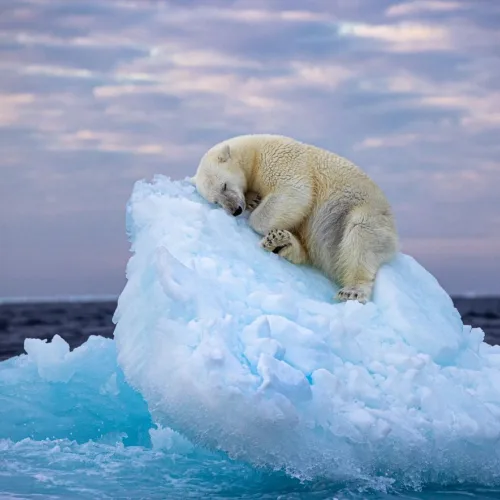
<box><xmin>336</xmin><ymin>286</ymin><xmax>370</xmax><ymax>304</ymax></box>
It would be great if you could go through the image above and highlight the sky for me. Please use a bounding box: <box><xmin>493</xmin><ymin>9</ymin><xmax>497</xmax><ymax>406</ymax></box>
<box><xmin>0</xmin><ymin>0</ymin><xmax>499</xmax><ymax>298</ymax></box>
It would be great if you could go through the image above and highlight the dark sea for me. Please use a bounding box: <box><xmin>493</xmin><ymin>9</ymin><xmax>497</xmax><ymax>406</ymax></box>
<box><xmin>1</xmin><ymin>297</ymin><xmax>500</xmax><ymax>499</ymax></box>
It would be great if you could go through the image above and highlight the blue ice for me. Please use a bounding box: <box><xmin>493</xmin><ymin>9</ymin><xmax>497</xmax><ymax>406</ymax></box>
<box><xmin>2</xmin><ymin>175</ymin><xmax>500</xmax><ymax>498</ymax></box>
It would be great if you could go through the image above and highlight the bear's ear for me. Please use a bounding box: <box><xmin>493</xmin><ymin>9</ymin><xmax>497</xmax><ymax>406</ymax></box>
<box><xmin>217</xmin><ymin>144</ymin><xmax>231</xmax><ymax>163</ymax></box>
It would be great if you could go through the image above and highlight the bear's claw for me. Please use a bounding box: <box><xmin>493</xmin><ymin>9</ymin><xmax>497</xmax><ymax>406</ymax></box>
<box><xmin>245</xmin><ymin>191</ymin><xmax>262</xmax><ymax>212</ymax></box>
<box><xmin>336</xmin><ymin>286</ymin><xmax>369</xmax><ymax>304</ymax></box>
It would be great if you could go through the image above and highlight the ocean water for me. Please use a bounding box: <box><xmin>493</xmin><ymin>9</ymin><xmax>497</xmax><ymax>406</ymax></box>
<box><xmin>2</xmin><ymin>176</ymin><xmax>500</xmax><ymax>499</ymax></box>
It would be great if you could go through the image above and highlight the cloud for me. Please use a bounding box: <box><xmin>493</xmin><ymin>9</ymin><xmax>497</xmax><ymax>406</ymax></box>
<box><xmin>386</xmin><ymin>1</ymin><xmax>468</xmax><ymax>17</ymax></box>
<box><xmin>0</xmin><ymin>93</ymin><xmax>36</xmax><ymax>125</ymax></box>
<box><xmin>356</xmin><ymin>133</ymin><xmax>419</xmax><ymax>149</ymax></box>
<box><xmin>0</xmin><ymin>0</ymin><xmax>499</xmax><ymax>296</ymax></box>
<box><xmin>338</xmin><ymin>21</ymin><xmax>452</xmax><ymax>52</ymax></box>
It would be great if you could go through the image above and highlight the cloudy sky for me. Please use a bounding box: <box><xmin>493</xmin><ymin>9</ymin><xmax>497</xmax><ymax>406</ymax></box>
<box><xmin>0</xmin><ymin>0</ymin><xmax>499</xmax><ymax>298</ymax></box>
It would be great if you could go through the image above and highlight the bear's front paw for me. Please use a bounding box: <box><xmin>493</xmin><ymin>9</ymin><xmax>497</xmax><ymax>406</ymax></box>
<box><xmin>245</xmin><ymin>191</ymin><xmax>261</xmax><ymax>212</ymax></box>
<box><xmin>336</xmin><ymin>286</ymin><xmax>369</xmax><ymax>304</ymax></box>
<box><xmin>260</xmin><ymin>229</ymin><xmax>292</xmax><ymax>254</ymax></box>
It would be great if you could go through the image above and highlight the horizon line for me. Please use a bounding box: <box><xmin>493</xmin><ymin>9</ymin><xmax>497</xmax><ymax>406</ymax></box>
<box><xmin>0</xmin><ymin>294</ymin><xmax>119</xmax><ymax>305</ymax></box>
<box><xmin>0</xmin><ymin>292</ymin><xmax>498</xmax><ymax>306</ymax></box>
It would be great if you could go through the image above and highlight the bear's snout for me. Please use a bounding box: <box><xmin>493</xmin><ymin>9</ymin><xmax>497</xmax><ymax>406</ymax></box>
<box><xmin>217</xmin><ymin>188</ymin><xmax>245</xmax><ymax>217</ymax></box>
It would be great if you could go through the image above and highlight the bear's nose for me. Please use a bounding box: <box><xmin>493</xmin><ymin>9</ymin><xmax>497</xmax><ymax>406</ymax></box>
<box><xmin>232</xmin><ymin>206</ymin><xmax>243</xmax><ymax>217</ymax></box>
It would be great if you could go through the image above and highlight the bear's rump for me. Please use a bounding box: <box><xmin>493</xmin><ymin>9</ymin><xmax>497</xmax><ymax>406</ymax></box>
<box><xmin>303</xmin><ymin>197</ymin><xmax>351</xmax><ymax>273</ymax></box>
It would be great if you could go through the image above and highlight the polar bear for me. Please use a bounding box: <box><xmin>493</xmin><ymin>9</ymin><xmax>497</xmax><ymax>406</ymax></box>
<box><xmin>191</xmin><ymin>134</ymin><xmax>399</xmax><ymax>303</ymax></box>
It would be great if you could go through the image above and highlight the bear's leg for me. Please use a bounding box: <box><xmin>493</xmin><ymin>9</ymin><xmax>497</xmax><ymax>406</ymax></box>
<box><xmin>248</xmin><ymin>191</ymin><xmax>311</xmax><ymax>236</ymax></box>
<box><xmin>334</xmin><ymin>208</ymin><xmax>398</xmax><ymax>304</ymax></box>
<box><xmin>260</xmin><ymin>229</ymin><xmax>308</xmax><ymax>265</ymax></box>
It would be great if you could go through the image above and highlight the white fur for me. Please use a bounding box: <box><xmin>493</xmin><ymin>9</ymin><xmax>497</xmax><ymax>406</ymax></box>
<box><xmin>192</xmin><ymin>134</ymin><xmax>399</xmax><ymax>303</ymax></box>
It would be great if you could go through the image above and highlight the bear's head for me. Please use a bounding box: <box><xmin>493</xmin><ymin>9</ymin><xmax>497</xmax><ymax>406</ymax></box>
<box><xmin>191</xmin><ymin>143</ymin><xmax>247</xmax><ymax>217</ymax></box>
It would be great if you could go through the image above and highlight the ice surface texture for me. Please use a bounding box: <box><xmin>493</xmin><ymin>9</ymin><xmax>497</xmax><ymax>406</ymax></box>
<box><xmin>111</xmin><ymin>175</ymin><xmax>500</xmax><ymax>485</ymax></box>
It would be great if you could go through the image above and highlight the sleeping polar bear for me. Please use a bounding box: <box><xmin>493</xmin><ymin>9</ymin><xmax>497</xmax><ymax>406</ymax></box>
<box><xmin>191</xmin><ymin>134</ymin><xmax>399</xmax><ymax>304</ymax></box>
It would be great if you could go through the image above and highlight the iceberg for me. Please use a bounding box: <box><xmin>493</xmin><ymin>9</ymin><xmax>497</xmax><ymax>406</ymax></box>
<box><xmin>2</xmin><ymin>174</ymin><xmax>500</xmax><ymax>498</ymax></box>
<box><xmin>112</xmin><ymin>175</ymin><xmax>500</xmax><ymax>485</ymax></box>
